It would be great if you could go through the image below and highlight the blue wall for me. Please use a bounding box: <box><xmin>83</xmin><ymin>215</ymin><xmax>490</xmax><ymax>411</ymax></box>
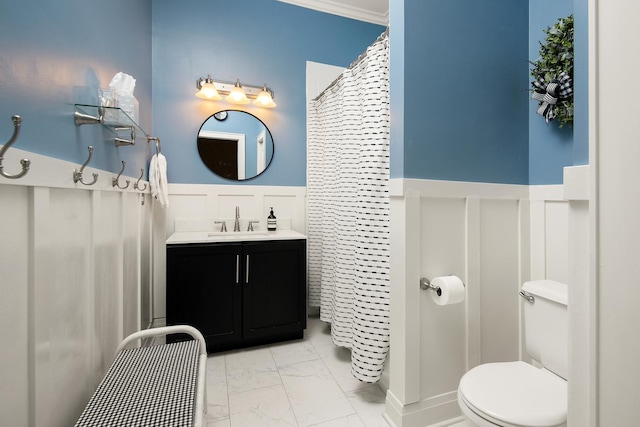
<box><xmin>152</xmin><ymin>0</ymin><xmax>384</xmax><ymax>186</ymax></box>
<box><xmin>393</xmin><ymin>0</ymin><xmax>587</xmax><ymax>185</ymax></box>
<box><xmin>573</xmin><ymin>0</ymin><xmax>589</xmax><ymax>166</ymax></box>
<box><xmin>398</xmin><ymin>0</ymin><xmax>530</xmax><ymax>184</ymax></box>
<box><xmin>0</xmin><ymin>0</ymin><xmax>152</xmax><ymax>175</ymax></box>
<box><xmin>1</xmin><ymin>0</ymin><xmax>588</xmax><ymax>187</ymax></box>
<box><xmin>528</xmin><ymin>0</ymin><xmax>574</xmax><ymax>184</ymax></box>
<box><xmin>389</xmin><ymin>0</ymin><xmax>405</xmax><ymax>179</ymax></box>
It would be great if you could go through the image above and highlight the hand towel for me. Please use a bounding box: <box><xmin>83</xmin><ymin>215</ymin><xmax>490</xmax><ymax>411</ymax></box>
<box><xmin>149</xmin><ymin>153</ymin><xmax>169</xmax><ymax>207</ymax></box>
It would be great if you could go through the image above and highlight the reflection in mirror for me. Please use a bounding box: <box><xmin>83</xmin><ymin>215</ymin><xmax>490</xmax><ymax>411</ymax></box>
<box><xmin>197</xmin><ymin>110</ymin><xmax>274</xmax><ymax>180</ymax></box>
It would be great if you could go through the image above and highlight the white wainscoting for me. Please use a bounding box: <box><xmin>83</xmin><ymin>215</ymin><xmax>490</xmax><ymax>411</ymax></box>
<box><xmin>0</xmin><ymin>146</ymin><xmax>153</xmax><ymax>427</ymax></box>
<box><xmin>385</xmin><ymin>178</ymin><xmax>570</xmax><ymax>427</ymax></box>
<box><xmin>529</xmin><ymin>185</ymin><xmax>569</xmax><ymax>284</ymax></box>
<box><xmin>563</xmin><ymin>165</ymin><xmax>592</xmax><ymax>427</ymax></box>
<box><xmin>152</xmin><ymin>183</ymin><xmax>307</xmax><ymax>320</ymax></box>
<box><xmin>1</xmin><ymin>144</ymin><xmax>582</xmax><ymax>427</ymax></box>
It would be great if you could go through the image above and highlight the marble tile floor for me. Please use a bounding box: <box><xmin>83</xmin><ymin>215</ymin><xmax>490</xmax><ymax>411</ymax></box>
<box><xmin>206</xmin><ymin>314</ymin><xmax>389</xmax><ymax>427</ymax></box>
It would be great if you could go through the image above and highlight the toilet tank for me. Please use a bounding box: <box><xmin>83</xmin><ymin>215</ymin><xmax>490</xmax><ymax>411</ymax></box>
<box><xmin>521</xmin><ymin>280</ymin><xmax>568</xmax><ymax>380</ymax></box>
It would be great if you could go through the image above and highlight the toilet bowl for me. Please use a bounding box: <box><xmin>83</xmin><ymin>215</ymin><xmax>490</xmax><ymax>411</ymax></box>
<box><xmin>457</xmin><ymin>361</ymin><xmax>566</xmax><ymax>427</ymax></box>
<box><xmin>457</xmin><ymin>280</ymin><xmax>568</xmax><ymax>427</ymax></box>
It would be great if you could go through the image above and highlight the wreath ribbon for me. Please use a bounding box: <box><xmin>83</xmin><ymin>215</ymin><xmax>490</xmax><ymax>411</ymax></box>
<box><xmin>532</xmin><ymin>72</ymin><xmax>572</xmax><ymax>123</ymax></box>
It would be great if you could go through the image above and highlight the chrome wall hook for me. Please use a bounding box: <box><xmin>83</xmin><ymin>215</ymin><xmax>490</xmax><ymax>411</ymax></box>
<box><xmin>112</xmin><ymin>160</ymin><xmax>130</xmax><ymax>189</ymax></box>
<box><xmin>134</xmin><ymin>168</ymin><xmax>147</xmax><ymax>191</ymax></box>
<box><xmin>0</xmin><ymin>115</ymin><xmax>31</xmax><ymax>179</ymax></box>
<box><xmin>73</xmin><ymin>146</ymin><xmax>98</xmax><ymax>186</ymax></box>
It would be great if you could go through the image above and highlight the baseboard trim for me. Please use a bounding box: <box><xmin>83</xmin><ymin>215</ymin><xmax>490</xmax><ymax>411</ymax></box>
<box><xmin>385</xmin><ymin>389</ymin><xmax>462</xmax><ymax>427</ymax></box>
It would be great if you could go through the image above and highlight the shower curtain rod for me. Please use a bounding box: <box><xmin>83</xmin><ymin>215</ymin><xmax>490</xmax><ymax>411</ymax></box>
<box><xmin>312</xmin><ymin>27</ymin><xmax>389</xmax><ymax>102</ymax></box>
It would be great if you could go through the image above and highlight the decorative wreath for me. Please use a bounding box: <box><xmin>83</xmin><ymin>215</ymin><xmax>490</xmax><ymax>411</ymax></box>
<box><xmin>530</xmin><ymin>14</ymin><xmax>574</xmax><ymax>128</ymax></box>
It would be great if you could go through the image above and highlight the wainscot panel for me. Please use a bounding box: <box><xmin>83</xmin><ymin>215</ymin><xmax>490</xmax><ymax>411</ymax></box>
<box><xmin>0</xmin><ymin>146</ymin><xmax>153</xmax><ymax>426</ymax></box>
<box><xmin>386</xmin><ymin>178</ymin><xmax>568</xmax><ymax>427</ymax></box>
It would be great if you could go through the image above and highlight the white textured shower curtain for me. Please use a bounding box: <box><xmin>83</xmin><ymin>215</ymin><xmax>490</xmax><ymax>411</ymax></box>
<box><xmin>307</xmin><ymin>31</ymin><xmax>390</xmax><ymax>383</ymax></box>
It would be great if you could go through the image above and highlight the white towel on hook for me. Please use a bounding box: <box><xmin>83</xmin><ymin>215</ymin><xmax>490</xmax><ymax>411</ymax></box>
<box><xmin>149</xmin><ymin>152</ymin><xmax>169</xmax><ymax>207</ymax></box>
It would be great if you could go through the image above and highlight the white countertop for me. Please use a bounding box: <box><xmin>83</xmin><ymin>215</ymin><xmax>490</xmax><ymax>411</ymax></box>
<box><xmin>166</xmin><ymin>229</ymin><xmax>307</xmax><ymax>245</ymax></box>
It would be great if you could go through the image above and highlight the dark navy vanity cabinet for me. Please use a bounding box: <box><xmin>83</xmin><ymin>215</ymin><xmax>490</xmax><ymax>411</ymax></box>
<box><xmin>166</xmin><ymin>238</ymin><xmax>306</xmax><ymax>353</ymax></box>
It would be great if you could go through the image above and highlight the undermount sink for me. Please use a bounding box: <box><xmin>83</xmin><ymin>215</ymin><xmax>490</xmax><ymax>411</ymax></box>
<box><xmin>207</xmin><ymin>230</ymin><xmax>269</xmax><ymax>238</ymax></box>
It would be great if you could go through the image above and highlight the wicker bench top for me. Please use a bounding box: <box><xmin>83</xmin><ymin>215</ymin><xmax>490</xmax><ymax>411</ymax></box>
<box><xmin>75</xmin><ymin>340</ymin><xmax>200</xmax><ymax>427</ymax></box>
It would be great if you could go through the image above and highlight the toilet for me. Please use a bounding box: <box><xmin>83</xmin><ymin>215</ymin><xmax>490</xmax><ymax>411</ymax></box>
<box><xmin>457</xmin><ymin>280</ymin><xmax>568</xmax><ymax>427</ymax></box>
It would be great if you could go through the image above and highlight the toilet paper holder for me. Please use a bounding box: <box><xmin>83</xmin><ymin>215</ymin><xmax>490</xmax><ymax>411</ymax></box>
<box><xmin>420</xmin><ymin>276</ymin><xmax>464</xmax><ymax>296</ymax></box>
<box><xmin>420</xmin><ymin>277</ymin><xmax>441</xmax><ymax>296</ymax></box>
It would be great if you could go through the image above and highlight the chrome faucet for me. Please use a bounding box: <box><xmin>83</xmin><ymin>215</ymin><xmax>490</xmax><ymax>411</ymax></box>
<box><xmin>234</xmin><ymin>206</ymin><xmax>241</xmax><ymax>232</ymax></box>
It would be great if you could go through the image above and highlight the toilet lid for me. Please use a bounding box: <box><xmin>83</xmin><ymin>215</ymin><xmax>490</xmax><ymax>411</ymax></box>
<box><xmin>459</xmin><ymin>361</ymin><xmax>567</xmax><ymax>427</ymax></box>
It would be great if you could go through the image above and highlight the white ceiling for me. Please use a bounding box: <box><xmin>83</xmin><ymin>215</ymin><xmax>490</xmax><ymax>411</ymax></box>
<box><xmin>278</xmin><ymin>0</ymin><xmax>389</xmax><ymax>26</ymax></box>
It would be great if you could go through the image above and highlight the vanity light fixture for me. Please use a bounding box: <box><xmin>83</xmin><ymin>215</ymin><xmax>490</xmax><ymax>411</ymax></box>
<box><xmin>195</xmin><ymin>76</ymin><xmax>277</xmax><ymax>108</ymax></box>
<box><xmin>253</xmin><ymin>84</ymin><xmax>277</xmax><ymax>108</ymax></box>
<box><xmin>225</xmin><ymin>79</ymin><xmax>250</xmax><ymax>104</ymax></box>
<box><xmin>195</xmin><ymin>75</ymin><xmax>222</xmax><ymax>100</ymax></box>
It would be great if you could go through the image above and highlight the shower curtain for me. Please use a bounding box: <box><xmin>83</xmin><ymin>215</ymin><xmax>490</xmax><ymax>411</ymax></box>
<box><xmin>307</xmin><ymin>30</ymin><xmax>390</xmax><ymax>383</ymax></box>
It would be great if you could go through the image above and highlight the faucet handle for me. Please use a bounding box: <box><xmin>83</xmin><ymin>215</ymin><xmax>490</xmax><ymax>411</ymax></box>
<box><xmin>247</xmin><ymin>220</ymin><xmax>259</xmax><ymax>232</ymax></box>
<box><xmin>214</xmin><ymin>221</ymin><xmax>227</xmax><ymax>232</ymax></box>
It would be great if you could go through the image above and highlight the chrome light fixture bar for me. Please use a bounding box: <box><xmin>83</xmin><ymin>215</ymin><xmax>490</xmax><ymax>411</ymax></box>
<box><xmin>195</xmin><ymin>76</ymin><xmax>277</xmax><ymax>108</ymax></box>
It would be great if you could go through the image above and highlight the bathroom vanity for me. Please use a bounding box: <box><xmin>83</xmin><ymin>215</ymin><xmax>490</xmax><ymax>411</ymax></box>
<box><xmin>165</xmin><ymin>230</ymin><xmax>306</xmax><ymax>353</ymax></box>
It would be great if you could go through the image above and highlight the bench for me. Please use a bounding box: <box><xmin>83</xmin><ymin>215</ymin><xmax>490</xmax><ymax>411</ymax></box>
<box><xmin>75</xmin><ymin>325</ymin><xmax>207</xmax><ymax>427</ymax></box>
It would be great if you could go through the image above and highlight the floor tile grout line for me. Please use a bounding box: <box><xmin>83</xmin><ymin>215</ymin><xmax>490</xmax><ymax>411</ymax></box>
<box><xmin>280</xmin><ymin>319</ymin><xmax>362</xmax><ymax>427</ymax></box>
<box><xmin>212</xmin><ymin>351</ymin><xmax>232</xmax><ymax>426</ymax></box>
<box><xmin>307</xmin><ymin>320</ymin><xmax>364</xmax><ymax>425</ymax></box>
<box><xmin>270</xmin><ymin>345</ymin><xmax>302</xmax><ymax>427</ymax></box>
<box><xmin>204</xmin><ymin>352</ymin><xmax>230</xmax><ymax>426</ymax></box>
<box><xmin>223</xmin><ymin>353</ymin><xmax>231</xmax><ymax>426</ymax></box>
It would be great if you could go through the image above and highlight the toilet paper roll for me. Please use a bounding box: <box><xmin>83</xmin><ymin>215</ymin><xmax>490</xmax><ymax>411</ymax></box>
<box><xmin>431</xmin><ymin>275</ymin><xmax>465</xmax><ymax>306</ymax></box>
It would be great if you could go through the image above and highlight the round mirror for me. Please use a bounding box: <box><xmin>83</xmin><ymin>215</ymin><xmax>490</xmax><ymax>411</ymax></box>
<box><xmin>197</xmin><ymin>110</ymin><xmax>274</xmax><ymax>180</ymax></box>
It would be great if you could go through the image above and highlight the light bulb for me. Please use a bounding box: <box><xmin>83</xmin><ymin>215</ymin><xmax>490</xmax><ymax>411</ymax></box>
<box><xmin>253</xmin><ymin>85</ymin><xmax>277</xmax><ymax>108</ymax></box>
<box><xmin>196</xmin><ymin>77</ymin><xmax>222</xmax><ymax>100</ymax></box>
<box><xmin>225</xmin><ymin>80</ymin><xmax>250</xmax><ymax>104</ymax></box>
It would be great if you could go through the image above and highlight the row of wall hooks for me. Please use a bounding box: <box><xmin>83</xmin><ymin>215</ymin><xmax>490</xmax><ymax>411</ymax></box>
<box><xmin>2</xmin><ymin>113</ymin><xmax>155</xmax><ymax>188</ymax></box>
<box><xmin>73</xmin><ymin>145</ymin><xmax>147</xmax><ymax>192</ymax></box>
<box><xmin>0</xmin><ymin>115</ymin><xmax>30</xmax><ymax>180</ymax></box>
<box><xmin>73</xmin><ymin>104</ymin><xmax>158</xmax><ymax>191</ymax></box>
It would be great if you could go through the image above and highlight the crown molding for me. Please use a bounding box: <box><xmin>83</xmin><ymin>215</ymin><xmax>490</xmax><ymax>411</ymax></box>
<box><xmin>278</xmin><ymin>0</ymin><xmax>389</xmax><ymax>26</ymax></box>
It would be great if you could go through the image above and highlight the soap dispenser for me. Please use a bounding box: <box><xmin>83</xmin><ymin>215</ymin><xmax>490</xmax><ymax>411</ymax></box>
<box><xmin>267</xmin><ymin>207</ymin><xmax>277</xmax><ymax>231</ymax></box>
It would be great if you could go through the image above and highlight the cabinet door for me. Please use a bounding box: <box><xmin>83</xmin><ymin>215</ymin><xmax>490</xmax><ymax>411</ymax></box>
<box><xmin>242</xmin><ymin>240</ymin><xmax>306</xmax><ymax>339</ymax></box>
<box><xmin>166</xmin><ymin>243</ymin><xmax>242</xmax><ymax>348</ymax></box>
